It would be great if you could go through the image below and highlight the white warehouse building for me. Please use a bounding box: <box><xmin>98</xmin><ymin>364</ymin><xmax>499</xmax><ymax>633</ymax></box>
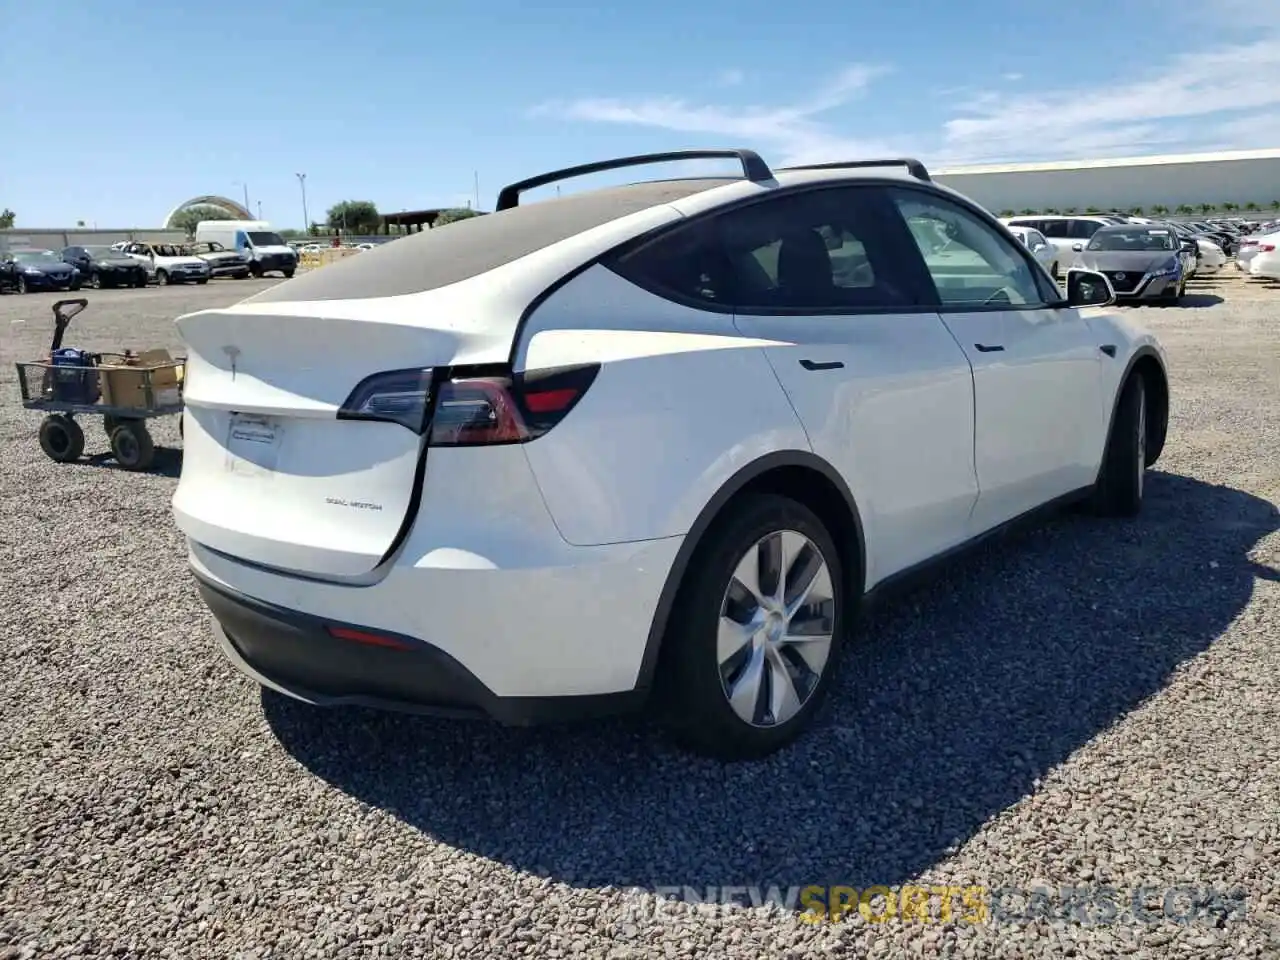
<box><xmin>932</xmin><ymin>148</ymin><xmax>1280</xmax><ymax>215</ymax></box>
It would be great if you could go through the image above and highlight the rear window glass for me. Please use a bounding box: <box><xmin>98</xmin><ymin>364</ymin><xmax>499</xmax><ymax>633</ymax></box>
<box><xmin>248</xmin><ymin>179</ymin><xmax>737</xmax><ymax>303</ymax></box>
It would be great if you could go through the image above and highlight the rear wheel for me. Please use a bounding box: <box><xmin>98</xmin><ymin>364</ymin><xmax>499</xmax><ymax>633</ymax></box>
<box><xmin>17</xmin><ymin>276</ymin><xmax>28</xmax><ymax>294</ymax></box>
<box><xmin>156</xmin><ymin>270</ymin><xmax>169</xmax><ymax>286</ymax></box>
<box><xmin>196</xmin><ymin>278</ymin><xmax>209</xmax><ymax>285</ymax></box>
<box><xmin>250</xmin><ymin>262</ymin><xmax>264</xmax><ymax>278</ymax></box>
<box><xmin>283</xmin><ymin>269</ymin><xmax>295</xmax><ymax>279</ymax></box>
<box><xmin>38</xmin><ymin>415</ymin><xmax>85</xmax><ymax>462</ymax></box>
<box><xmin>656</xmin><ymin>493</ymin><xmax>847</xmax><ymax>761</ymax></box>
<box><xmin>109</xmin><ymin>420</ymin><xmax>156</xmax><ymax>472</ymax></box>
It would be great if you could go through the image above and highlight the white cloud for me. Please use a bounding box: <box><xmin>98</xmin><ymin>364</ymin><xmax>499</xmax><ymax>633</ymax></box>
<box><xmin>531</xmin><ymin>18</ymin><xmax>1280</xmax><ymax>170</ymax></box>
<box><xmin>716</xmin><ymin>68</ymin><xmax>746</xmax><ymax>87</ymax></box>
<box><xmin>939</xmin><ymin>34</ymin><xmax>1280</xmax><ymax>164</ymax></box>
<box><xmin>528</xmin><ymin>63</ymin><xmax>903</xmax><ymax>167</ymax></box>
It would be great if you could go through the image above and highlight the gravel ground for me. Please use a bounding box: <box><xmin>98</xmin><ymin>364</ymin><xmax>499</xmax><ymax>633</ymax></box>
<box><xmin>2</xmin><ymin>272</ymin><xmax>1279</xmax><ymax>959</ymax></box>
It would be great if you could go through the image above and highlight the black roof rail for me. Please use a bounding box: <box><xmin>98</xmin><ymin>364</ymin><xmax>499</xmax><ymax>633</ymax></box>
<box><xmin>779</xmin><ymin>157</ymin><xmax>933</xmax><ymax>183</ymax></box>
<box><xmin>494</xmin><ymin>148</ymin><xmax>774</xmax><ymax>211</ymax></box>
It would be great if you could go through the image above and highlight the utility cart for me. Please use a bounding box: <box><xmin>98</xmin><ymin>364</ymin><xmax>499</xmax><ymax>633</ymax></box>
<box><xmin>14</xmin><ymin>299</ymin><xmax>186</xmax><ymax>472</ymax></box>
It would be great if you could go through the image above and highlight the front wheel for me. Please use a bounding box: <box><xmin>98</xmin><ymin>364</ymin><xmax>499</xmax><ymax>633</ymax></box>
<box><xmin>156</xmin><ymin>270</ymin><xmax>169</xmax><ymax>286</ymax></box>
<box><xmin>656</xmin><ymin>493</ymin><xmax>848</xmax><ymax>761</ymax></box>
<box><xmin>16</xmin><ymin>276</ymin><xmax>28</xmax><ymax>294</ymax></box>
<box><xmin>282</xmin><ymin>269</ymin><xmax>295</xmax><ymax>279</ymax></box>
<box><xmin>1090</xmin><ymin>375</ymin><xmax>1147</xmax><ymax>517</ymax></box>
<box><xmin>196</xmin><ymin>278</ymin><xmax>209</xmax><ymax>285</ymax></box>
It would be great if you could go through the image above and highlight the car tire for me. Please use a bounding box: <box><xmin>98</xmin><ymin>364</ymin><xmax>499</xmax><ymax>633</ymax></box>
<box><xmin>656</xmin><ymin>493</ymin><xmax>848</xmax><ymax>761</ymax></box>
<box><xmin>109</xmin><ymin>420</ymin><xmax>156</xmax><ymax>472</ymax></box>
<box><xmin>38</xmin><ymin>415</ymin><xmax>85</xmax><ymax>463</ymax></box>
<box><xmin>17</xmin><ymin>276</ymin><xmax>28</xmax><ymax>294</ymax></box>
<box><xmin>89</xmin><ymin>272</ymin><xmax>102</xmax><ymax>289</ymax></box>
<box><xmin>156</xmin><ymin>270</ymin><xmax>169</xmax><ymax>286</ymax></box>
<box><xmin>283</xmin><ymin>269</ymin><xmax>295</xmax><ymax>279</ymax></box>
<box><xmin>1050</xmin><ymin>262</ymin><xmax>1060</xmax><ymax>282</ymax></box>
<box><xmin>1089</xmin><ymin>374</ymin><xmax>1146</xmax><ymax>518</ymax></box>
<box><xmin>196</xmin><ymin>279</ymin><xmax>209</xmax><ymax>285</ymax></box>
<box><xmin>250</xmin><ymin>263</ymin><xmax>263</xmax><ymax>278</ymax></box>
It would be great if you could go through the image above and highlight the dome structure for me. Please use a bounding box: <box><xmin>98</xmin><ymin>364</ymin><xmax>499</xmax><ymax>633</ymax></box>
<box><xmin>164</xmin><ymin>195</ymin><xmax>253</xmax><ymax>227</ymax></box>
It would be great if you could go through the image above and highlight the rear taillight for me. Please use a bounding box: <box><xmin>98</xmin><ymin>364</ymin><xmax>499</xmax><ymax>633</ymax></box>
<box><xmin>337</xmin><ymin>363</ymin><xmax>598</xmax><ymax>445</ymax></box>
<box><xmin>1260</xmin><ymin>244</ymin><xmax>1276</xmax><ymax>253</ymax></box>
<box><xmin>338</xmin><ymin>367</ymin><xmax>434</xmax><ymax>433</ymax></box>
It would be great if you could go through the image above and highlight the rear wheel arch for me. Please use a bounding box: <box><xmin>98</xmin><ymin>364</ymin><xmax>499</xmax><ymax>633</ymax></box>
<box><xmin>635</xmin><ymin>450</ymin><xmax>866</xmax><ymax>694</ymax></box>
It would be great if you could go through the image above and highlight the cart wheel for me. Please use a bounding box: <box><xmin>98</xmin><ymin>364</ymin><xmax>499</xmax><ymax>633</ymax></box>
<box><xmin>109</xmin><ymin>421</ymin><xmax>156</xmax><ymax>472</ymax></box>
<box><xmin>39</xmin><ymin>415</ymin><xmax>85</xmax><ymax>463</ymax></box>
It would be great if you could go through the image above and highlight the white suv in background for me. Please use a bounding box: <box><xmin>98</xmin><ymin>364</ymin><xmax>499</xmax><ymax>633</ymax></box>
<box><xmin>172</xmin><ymin>150</ymin><xmax>1169</xmax><ymax>760</ymax></box>
<box><xmin>120</xmin><ymin>241</ymin><xmax>211</xmax><ymax>286</ymax></box>
<box><xmin>1003</xmin><ymin>215</ymin><xmax>1121</xmax><ymax>271</ymax></box>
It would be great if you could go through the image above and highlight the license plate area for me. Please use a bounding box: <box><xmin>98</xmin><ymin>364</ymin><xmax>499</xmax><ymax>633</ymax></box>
<box><xmin>226</xmin><ymin>414</ymin><xmax>281</xmax><ymax>476</ymax></box>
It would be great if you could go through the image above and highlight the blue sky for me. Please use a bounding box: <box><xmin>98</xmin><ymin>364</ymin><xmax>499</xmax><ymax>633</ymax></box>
<box><xmin>4</xmin><ymin>0</ymin><xmax>1278</xmax><ymax>229</ymax></box>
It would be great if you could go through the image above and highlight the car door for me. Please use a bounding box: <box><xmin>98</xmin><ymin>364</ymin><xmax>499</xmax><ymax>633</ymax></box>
<box><xmin>885</xmin><ymin>187</ymin><xmax>1107</xmax><ymax>534</ymax></box>
<box><xmin>62</xmin><ymin>246</ymin><xmax>87</xmax><ymax>272</ymax></box>
<box><xmin>700</xmin><ymin>186</ymin><xmax>980</xmax><ymax>587</ymax></box>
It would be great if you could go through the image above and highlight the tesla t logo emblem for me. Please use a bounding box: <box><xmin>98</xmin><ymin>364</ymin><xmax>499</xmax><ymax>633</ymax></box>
<box><xmin>222</xmin><ymin>345</ymin><xmax>241</xmax><ymax>380</ymax></box>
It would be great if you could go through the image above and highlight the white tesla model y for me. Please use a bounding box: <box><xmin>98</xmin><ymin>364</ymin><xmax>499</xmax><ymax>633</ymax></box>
<box><xmin>172</xmin><ymin>149</ymin><xmax>1169</xmax><ymax>760</ymax></box>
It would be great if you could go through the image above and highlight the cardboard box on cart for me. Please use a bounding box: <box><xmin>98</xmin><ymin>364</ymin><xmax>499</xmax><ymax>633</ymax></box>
<box><xmin>98</xmin><ymin>349</ymin><xmax>184</xmax><ymax>410</ymax></box>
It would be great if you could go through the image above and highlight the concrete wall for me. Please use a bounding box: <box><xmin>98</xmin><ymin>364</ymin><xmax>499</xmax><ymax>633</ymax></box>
<box><xmin>934</xmin><ymin>156</ymin><xmax>1280</xmax><ymax>215</ymax></box>
<box><xmin>1</xmin><ymin>227</ymin><xmax>188</xmax><ymax>253</ymax></box>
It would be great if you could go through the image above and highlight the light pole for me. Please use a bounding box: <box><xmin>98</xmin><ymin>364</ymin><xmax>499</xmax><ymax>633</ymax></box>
<box><xmin>257</xmin><ymin>200</ymin><xmax>263</xmax><ymax>220</ymax></box>
<box><xmin>233</xmin><ymin>181</ymin><xmax>250</xmax><ymax>216</ymax></box>
<box><xmin>296</xmin><ymin>173</ymin><xmax>309</xmax><ymax>235</ymax></box>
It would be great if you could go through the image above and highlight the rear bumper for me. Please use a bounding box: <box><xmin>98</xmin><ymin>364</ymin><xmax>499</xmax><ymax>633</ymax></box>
<box><xmin>197</xmin><ymin>573</ymin><xmax>648</xmax><ymax>725</ymax></box>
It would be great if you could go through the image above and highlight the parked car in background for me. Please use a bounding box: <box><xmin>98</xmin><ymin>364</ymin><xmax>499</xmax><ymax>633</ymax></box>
<box><xmin>1247</xmin><ymin>233</ymin><xmax>1280</xmax><ymax>279</ymax></box>
<box><xmin>1236</xmin><ymin>230</ymin><xmax>1280</xmax><ymax>273</ymax></box>
<box><xmin>1074</xmin><ymin>224</ymin><xmax>1188</xmax><ymax>304</ymax></box>
<box><xmin>171</xmin><ymin>149</ymin><xmax>1169</xmax><ymax>760</ymax></box>
<box><xmin>1002</xmin><ymin>215</ymin><xmax>1118</xmax><ymax>269</ymax></box>
<box><xmin>1167</xmin><ymin>223</ymin><xmax>1226</xmax><ymax>272</ymax></box>
<box><xmin>119</xmin><ymin>241</ymin><xmax>211</xmax><ymax>286</ymax></box>
<box><xmin>1006</xmin><ymin>225</ymin><xmax>1061</xmax><ymax>278</ymax></box>
<box><xmin>61</xmin><ymin>244</ymin><xmax>149</xmax><ymax>288</ymax></box>
<box><xmin>0</xmin><ymin>249</ymin><xmax>81</xmax><ymax>293</ymax></box>
<box><xmin>185</xmin><ymin>241</ymin><xmax>252</xmax><ymax>279</ymax></box>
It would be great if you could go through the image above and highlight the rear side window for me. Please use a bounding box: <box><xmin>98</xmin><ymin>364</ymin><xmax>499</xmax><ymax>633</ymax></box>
<box><xmin>611</xmin><ymin>187</ymin><xmax>922</xmax><ymax>312</ymax></box>
<box><xmin>1068</xmin><ymin>219</ymin><xmax>1102</xmax><ymax>240</ymax></box>
<box><xmin>1040</xmin><ymin>220</ymin><xmax>1070</xmax><ymax>238</ymax></box>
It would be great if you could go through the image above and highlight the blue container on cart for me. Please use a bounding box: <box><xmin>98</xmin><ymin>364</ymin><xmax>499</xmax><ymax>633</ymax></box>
<box><xmin>49</xmin><ymin>348</ymin><xmax>100</xmax><ymax>405</ymax></box>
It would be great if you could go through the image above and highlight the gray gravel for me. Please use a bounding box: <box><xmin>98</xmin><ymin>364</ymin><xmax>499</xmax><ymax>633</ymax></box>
<box><xmin>2</xmin><ymin>271</ymin><xmax>1279</xmax><ymax>959</ymax></box>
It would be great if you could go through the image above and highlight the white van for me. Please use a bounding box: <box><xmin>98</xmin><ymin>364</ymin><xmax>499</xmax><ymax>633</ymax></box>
<box><xmin>195</xmin><ymin>220</ymin><xmax>298</xmax><ymax>279</ymax></box>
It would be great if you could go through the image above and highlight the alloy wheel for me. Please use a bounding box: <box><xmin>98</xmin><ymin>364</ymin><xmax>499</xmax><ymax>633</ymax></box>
<box><xmin>717</xmin><ymin>529</ymin><xmax>836</xmax><ymax>728</ymax></box>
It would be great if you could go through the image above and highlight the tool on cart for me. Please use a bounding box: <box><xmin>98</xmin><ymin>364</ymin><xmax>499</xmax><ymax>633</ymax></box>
<box><xmin>15</xmin><ymin>299</ymin><xmax>186</xmax><ymax>472</ymax></box>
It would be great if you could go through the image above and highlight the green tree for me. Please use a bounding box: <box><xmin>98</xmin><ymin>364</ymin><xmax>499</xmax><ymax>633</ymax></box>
<box><xmin>1019</xmin><ymin>208</ymin><xmax>1036</xmax><ymax>215</ymax></box>
<box><xmin>1127</xmin><ymin>206</ymin><xmax>1144</xmax><ymax>216</ymax></box>
<box><xmin>0</xmin><ymin>208</ymin><xmax>15</xmax><ymax>229</ymax></box>
<box><xmin>1176</xmin><ymin>204</ymin><xmax>1194</xmax><ymax>215</ymax></box>
<box><xmin>1151</xmin><ymin>205</ymin><xmax>1168</xmax><ymax>216</ymax></box>
<box><xmin>1063</xmin><ymin>207</ymin><xmax>1077</xmax><ymax>215</ymax></box>
<box><xmin>170</xmin><ymin>204</ymin><xmax>235</xmax><ymax>237</ymax></box>
<box><xmin>433</xmin><ymin>207</ymin><xmax>483</xmax><ymax>227</ymax></box>
<box><xmin>1244</xmin><ymin>202</ymin><xmax>1259</xmax><ymax>212</ymax></box>
<box><xmin>327</xmin><ymin>200</ymin><xmax>381</xmax><ymax>235</ymax></box>
<box><xmin>1199</xmin><ymin>202</ymin><xmax>1215</xmax><ymax>215</ymax></box>
<box><xmin>1222</xmin><ymin>202</ymin><xmax>1238</xmax><ymax>213</ymax></box>
<box><xmin>998</xmin><ymin>209</ymin><xmax>1016</xmax><ymax>218</ymax></box>
<box><xmin>1044</xmin><ymin>208</ymin><xmax>1061</xmax><ymax>215</ymax></box>
<box><xmin>1085</xmin><ymin>206</ymin><xmax>1100</xmax><ymax>214</ymax></box>
<box><xmin>1271</xmin><ymin>199</ymin><xmax>1280</xmax><ymax>212</ymax></box>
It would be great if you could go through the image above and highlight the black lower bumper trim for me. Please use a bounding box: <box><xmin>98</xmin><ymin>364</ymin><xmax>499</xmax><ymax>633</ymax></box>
<box><xmin>194</xmin><ymin>574</ymin><xmax>646</xmax><ymax>726</ymax></box>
